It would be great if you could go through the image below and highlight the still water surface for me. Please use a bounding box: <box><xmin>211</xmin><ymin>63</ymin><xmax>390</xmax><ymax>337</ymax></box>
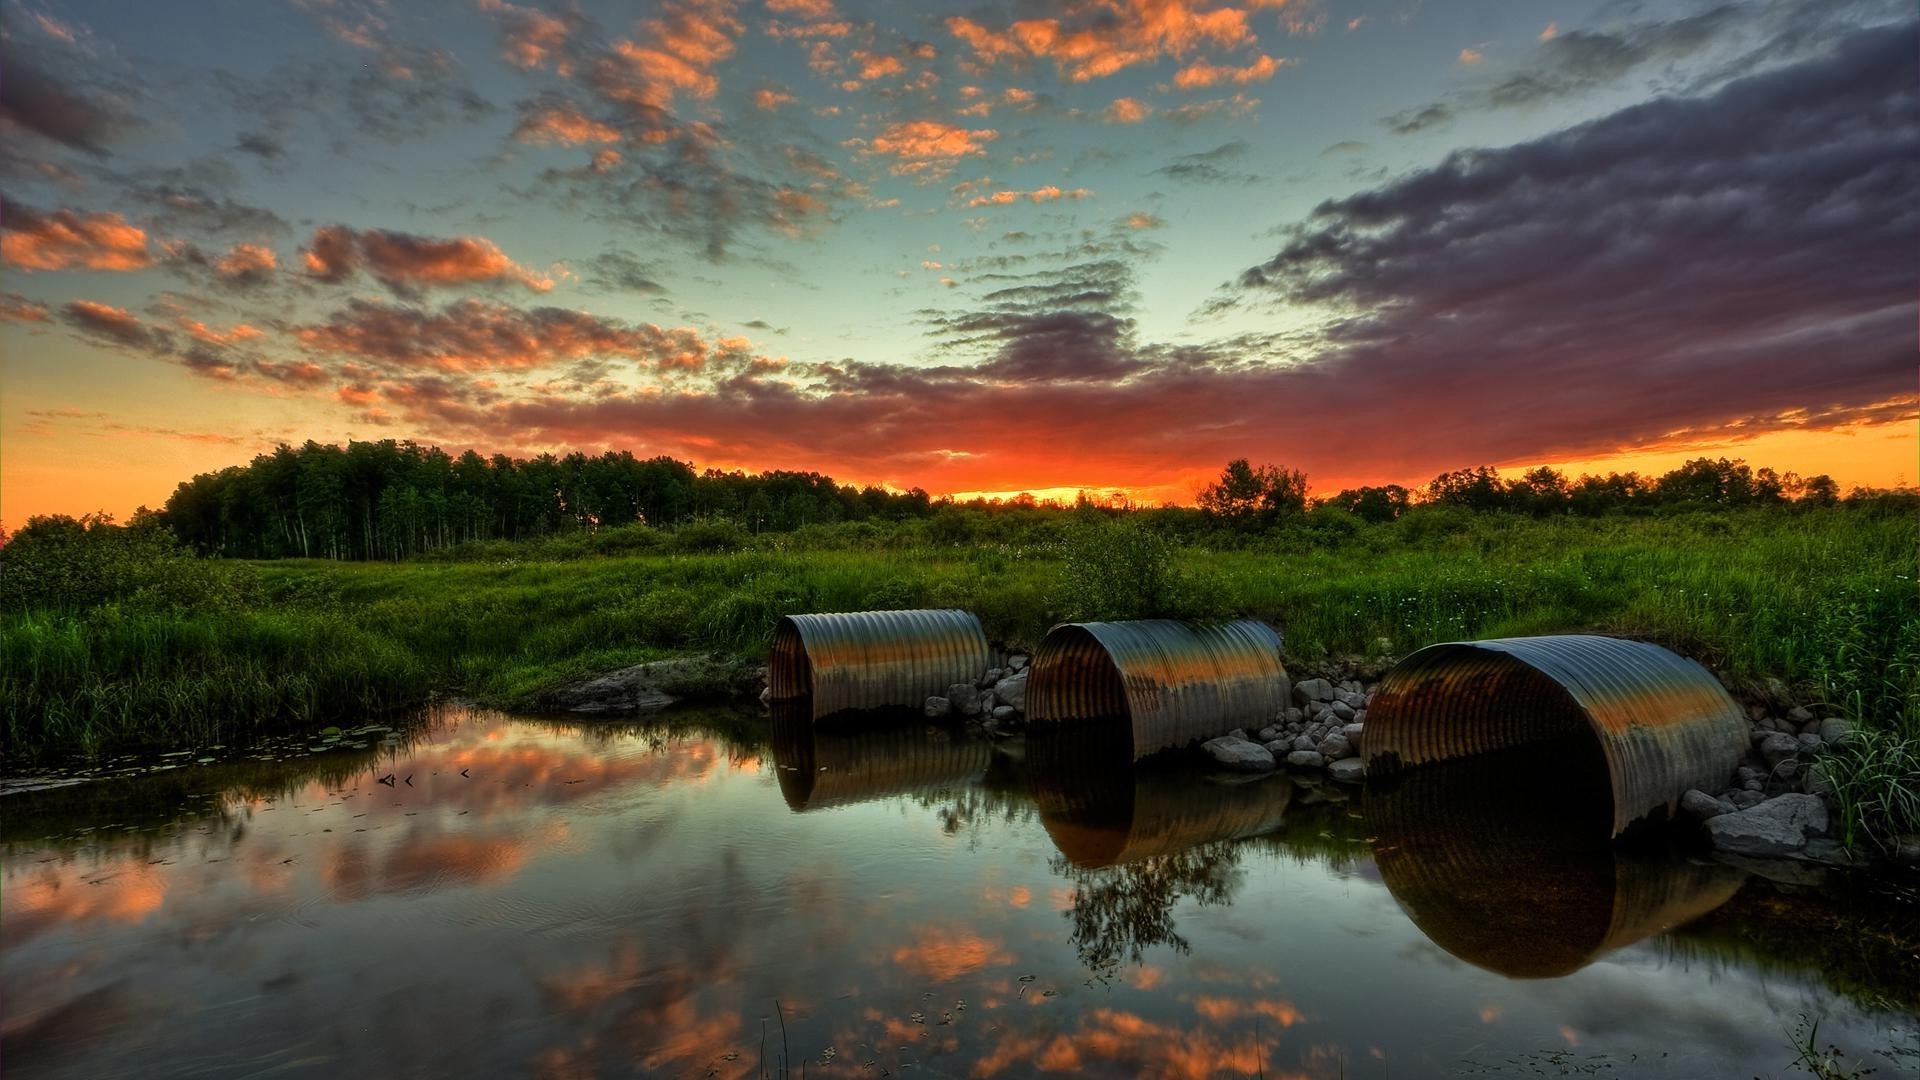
<box><xmin>4</xmin><ymin>707</ymin><xmax>1914</xmax><ymax>1079</ymax></box>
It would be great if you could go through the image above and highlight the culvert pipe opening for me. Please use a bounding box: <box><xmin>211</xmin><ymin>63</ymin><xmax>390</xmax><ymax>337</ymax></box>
<box><xmin>1362</xmin><ymin>635</ymin><xmax>1748</xmax><ymax>838</ymax></box>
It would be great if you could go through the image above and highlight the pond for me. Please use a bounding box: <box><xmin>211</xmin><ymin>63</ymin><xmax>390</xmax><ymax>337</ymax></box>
<box><xmin>4</xmin><ymin>706</ymin><xmax>1915</xmax><ymax>1079</ymax></box>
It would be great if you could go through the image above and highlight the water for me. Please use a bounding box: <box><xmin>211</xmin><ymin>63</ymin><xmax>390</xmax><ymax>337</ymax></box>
<box><xmin>4</xmin><ymin>706</ymin><xmax>1914</xmax><ymax>1079</ymax></box>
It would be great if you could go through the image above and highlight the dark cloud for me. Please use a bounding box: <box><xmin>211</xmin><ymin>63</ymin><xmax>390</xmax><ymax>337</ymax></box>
<box><xmin>233</xmin><ymin>132</ymin><xmax>286</xmax><ymax>160</ymax></box>
<box><xmin>1223</xmin><ymin>20</ymin><xmax>1915</xmax><ymax>463</ymax></box>
<box><xmin>1150</xmin><ymin>140</ymin><xmax>1258</xmax><ymax>184</ymax></box>
<box><xmin>292</xmin><ymin>298</ymin><xmax>721</xmax><ymax>374</ymax></box>
<box><xmin>61</xmin><ymin>300</ymin><xmax>174</xmax><ymax>353</ymax></box>
<box><xmin>0</xmin><ymin>38</ymin><xmax>136</xmax><ymax>155</ymax></box>
<box><xmin>1383</xmin><ymin>103</ymin><xmax>1452</xmax><ymax>134</ymax></box>
<box><xmin>1385</xmin><ymin>0</ymin><xmax>1906</xmax><ymax>132</ymax></box>
<box><xmin>585</xmin><ymin>251</ymin><xmax>670</xmax><ymax>295</ymax></box>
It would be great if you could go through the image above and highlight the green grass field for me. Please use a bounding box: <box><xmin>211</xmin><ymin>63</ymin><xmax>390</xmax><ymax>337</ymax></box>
<box><xmin>3</xmin><ymin>505</ymin><xmax>1914</xmax><ymax>765</ymax></box>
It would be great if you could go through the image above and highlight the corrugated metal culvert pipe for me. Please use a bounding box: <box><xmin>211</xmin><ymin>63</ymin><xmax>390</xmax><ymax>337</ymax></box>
<box><xmin>1362</xmin><ymin>635</ymin><xmax>1748</xmax><ymax>837</ymax></box>
<box><xmin>1026</xmin><ymin>619</ymin><xmax>1289</xmax><ymax>759</ymax></box>
<box><xmin>769</xmin><ymin>609</ymin><xmax>992</xmax><ymax>720</ymax></box>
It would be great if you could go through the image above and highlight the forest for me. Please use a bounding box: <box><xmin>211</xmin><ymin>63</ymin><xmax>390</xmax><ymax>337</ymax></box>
<box><xmin>135</xmin><ymin>439</ymin><xmax>1855</xmax><ymax>561</ymax></box>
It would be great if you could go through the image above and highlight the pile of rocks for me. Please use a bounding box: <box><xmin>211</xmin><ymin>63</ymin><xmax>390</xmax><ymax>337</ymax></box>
<box><xmin>925</xmin><ymin>650</ymin><xmax>1030</xmax><ymax>733</ymax></box>
<box><xmin>1680</xmin><ymin>699</ymin><xmax>1875</xmax><ymax>863</ymax></box>
<box><xmin>1199</xmin><ymin>675</ymin><xmax>1378</xmax><ymax>784</ymax></box>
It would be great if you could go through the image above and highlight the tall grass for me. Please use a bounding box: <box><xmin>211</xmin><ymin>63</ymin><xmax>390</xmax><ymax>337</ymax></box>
<box><xmin>2</xmin><ymin>507</ymin><xmax>1913</xmax><ymax>762</ymax></box>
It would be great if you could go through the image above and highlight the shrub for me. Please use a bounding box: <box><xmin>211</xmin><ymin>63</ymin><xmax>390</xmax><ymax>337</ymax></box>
<box><xmin>1056</xmin><ymin>520</ymin><xmax>1177</xmax><ymax>622</ymax></box>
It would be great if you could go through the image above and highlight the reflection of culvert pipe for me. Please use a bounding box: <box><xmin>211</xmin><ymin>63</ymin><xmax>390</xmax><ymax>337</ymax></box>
<box><xmin>1368</xmin><ymin>742</ymin><xmax>1744</xmax><ymax>977</ymax></box>
<box><xmin>770</xmin><ymin>704</ymin><xmax>994</xmax><ymax>811</ymax></box>
<box><xmin>1363</xmin><ymin>635</ymin><xmax>1747</xmax><ymax>837</ymax></box>
<box><xmin>1026</xmin><ymin>619</ymin><xmax>1289</xmax><ymax>759</ymax></box>
<box><xmin>769</xmin><ymin>609</ymin><xmax>991</xmax><ymax>720</ymax></box>
<box><xmin>1029</xmin><ymin>721</ymin><xmax>1293</xmax><ymax>867</ymax></box>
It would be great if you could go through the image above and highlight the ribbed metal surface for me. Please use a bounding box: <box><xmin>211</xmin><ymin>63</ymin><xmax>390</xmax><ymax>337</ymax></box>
<box><xmin>1363</xmin><ymin>635</ymin><xmax>1748</xmax><ymax>836</ymax></box>
<box><xmin>769</xmin><ymin>609</ymin><xmax>992</xmax><ymax>720</ymax></box>
<box><xmin>1028</xmin><ymin>722</ymin><xmax>1293</xmax><ymax>867</ymax></box>
<box><xmin>1026</xmin><ymin>619</ymin><xmax>1289</xmax><ymax>759</ymax></box>
<box><xmin>770</xmin><ymin>706</ymin><xmax>993</xmax><ymax>811</ymax></box>
<box><xmin>1368</xmin><ymin>746</ymin><xmax>1743</xmax><ymax>977</ymax></box>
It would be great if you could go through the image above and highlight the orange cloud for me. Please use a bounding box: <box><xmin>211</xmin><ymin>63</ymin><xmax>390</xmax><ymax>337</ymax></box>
<box><xmin>513</xmin><ymin>102</ymin><xmax>622</xmax><ymax>145</ymax></box>
<box><xmin>0</xmin><ymin>293</ymin><xmax>51</xmax><ymax>322</ymax></box>
<box><xmin>1105</xmin><ymin>96</ymin><xmax>1152</xmax><ymax>122</ymax></box>
<box><xmin>857</xmin><ymin>120</ymin><xmax>998</xmax><ymax>176</ymax></box>
<box><xmin>753</xmin><ymin>85</ymin><xmax>795</xmax><ymax>110</ymax></box>
<box><xmin>594</xmin><ymin>0</ymin><xmax>741</xmax><ymax>113</ymax></box>
<box><xmin>766</xmin><ymin>0</ymin><xmax>834</xmax><ymax>16</ymax></box>
<box><xmin>214</xmin><ymin>242</ymin><xmax>278</xmax><ymax>281</ymax></box>
<box><xmin>300</xmin><ymin>226</ymin><xmax>552</xmax><ymax>293</ymax></box>
<box><xmin>964</xmin><ymin>185</ymin><xmax>1092</xmax><ymax>207</ymax></box>
<box><xmin>947</xmin><ymin>0</ymin><xmax>1254</xmax><ymax>82</ymax></box>
<box><xmin>480</xmin><ymin>0</ymin><xmax>572</xmax><ymax>71</ymax></box>
<box><xmin>1458</xmin><ymin>46</ymin><xmax>1484</xmax><ymax>65</ymax></box>
<box><xmin>1173</xmin><ymin>53</ymin><xmax>1285</xmax><ymax>88</ymax></box>
<box><xmin>2</xmin><ymin>205</ymin><xmax>152</xmax><ymax>271</ymax></box>
<box><xmin>177</xmin><ymin>318</ymin><xmax>265</xmax><ymax>346</ymax></box>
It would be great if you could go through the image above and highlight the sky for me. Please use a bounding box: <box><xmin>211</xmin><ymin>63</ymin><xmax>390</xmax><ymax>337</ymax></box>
<box><xmin>0</xmin><ymin>0</ymin><xmax>1913</xmax><ymax>525</ymax></box>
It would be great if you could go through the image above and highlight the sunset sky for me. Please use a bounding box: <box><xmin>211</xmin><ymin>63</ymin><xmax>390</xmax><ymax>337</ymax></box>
<box><xmin>1</xmin><ymin>0</ymin><xmax>1913</xmax><ymax>526</ymax></box>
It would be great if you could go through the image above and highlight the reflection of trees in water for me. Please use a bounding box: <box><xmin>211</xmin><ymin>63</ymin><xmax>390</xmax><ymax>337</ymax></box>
<box><xmin>1051</xmin><ymin>840</ymin><xmax>1244</xmax><ymax>977</ymax></box>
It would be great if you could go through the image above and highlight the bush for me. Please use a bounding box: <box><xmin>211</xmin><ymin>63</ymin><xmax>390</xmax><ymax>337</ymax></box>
<box><xmin>0</xmin><ymin>515</ymin><xmax>252</xmax><ymax>613</ymax></box>
<box><xmin>1056</xmin><ymin>520</ymin><xmax>1178</xmax><ymax>622</ymax></box>
<box><xmin>666</xmin><ymin>519</ymin><xmax>750</xmax><ymax>553</ymax></box>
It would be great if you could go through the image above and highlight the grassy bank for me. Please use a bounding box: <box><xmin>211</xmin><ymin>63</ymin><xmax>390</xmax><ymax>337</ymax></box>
<box><xmin>2</xmin><ymin>506</ymin><xmax>1914</xmax><ymax>766</ymax></box>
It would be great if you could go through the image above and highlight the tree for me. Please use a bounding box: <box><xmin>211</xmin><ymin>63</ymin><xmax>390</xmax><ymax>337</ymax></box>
<box><xmin>1198</xmin><ymin>459</ymin><xmax>1308</xmax><ymax>525</ymax></box>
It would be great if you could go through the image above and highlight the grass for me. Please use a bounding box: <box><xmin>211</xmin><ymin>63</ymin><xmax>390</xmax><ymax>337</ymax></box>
<box><xmin>2</xmin><ymin>507</ymin><xmax>1914</xmax><ymax>782</ymax></box>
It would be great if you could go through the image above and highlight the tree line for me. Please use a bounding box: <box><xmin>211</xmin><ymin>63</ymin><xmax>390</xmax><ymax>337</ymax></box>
<box><xmin>154</xmin><ymin>441</ymin><xmax>941</xmax><ymax>559</ymax></box>
<box><xmin>0</xmin><ymin>439</ymin><xmax>1884</xmax><ymax>562</ymax></box>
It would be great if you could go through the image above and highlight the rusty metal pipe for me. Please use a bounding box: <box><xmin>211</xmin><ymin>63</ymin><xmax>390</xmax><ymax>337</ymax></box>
<box><xmin>769</xmin><ymin>609</ymin><xmax>992</xmax><ymax>720</ymax></box>
<box><xmin>1027</xmin><ymin>619</ymin><xmax>1289</xmax><ymax>759</ymax></box>
<box><xmin>1363</xmin><ymin>635</ymin><xmax>1748</xmax><ymax>837</ymax></box>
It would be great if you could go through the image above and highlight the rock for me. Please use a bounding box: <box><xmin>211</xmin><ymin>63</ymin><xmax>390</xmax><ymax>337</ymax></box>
<box><xmin>1283</xmin><ymin>707</ymin><xmax>1304</xmax><ymax>725</ymax></box>
<box><xmin>1263</xmin><ymin>739</ymin><xmax>1291</xmax><ymax>755</ymax></box>
<box><xmin>1341</xmin><ymin>723</ymin><xmax>1364</xmax><ymax>753</ymax></box>
<box><xmin>1290</xmin><ymin>735</ymin><xmax>1317</xmax><ymax>752</ymax></box>
<box><xmin>1330</xmin><ymin>701</ymin><xmax>1356</xmax><ymax>723</ymax></box>
<box><xmin>991</xmin><ymin>705</ymin><xmax>1017</xmax><ymax>722</ymax></box>
<box><xmin>1803</xmin><ymin>766</ymin><xmax>1833</xmax><ymax>797</ymax></box>
<box><xmin>947</xmin><ymin>683</ymin><xmax>984</xmax><ymax>716</ymax></box>
<box><xmin>1817</xmin><ymin>718</ymin><xmax>1855</xmax><ymax>746</ymax></box>
<box><xmin>543</xmin><ymin>655</ymin><xmax>754</xmax><ymax>715</ymax></box>
<box><xmin>1336</xmin><ymin>690</ymin><xmax>1367</xmax><ymax>710</ymax></box>
<box><xmin>1705</xmin><ymin>793</ymin><xmax>1829</xmax><ymax>856</ymax></box>
<box><xmin>1736</xmin><ymin>765</ymin><xmax>1764</xmax><ymax>784</ymax></box>
<box><xmin>1008</xmin><ymin>653</ymin><xmax>1029</xmax><ymax>671</ymax></box>
<box><xmin>759</xmin><ymin>686</ymin><xmax>772</xmax><ymax>706</ymax></box>
<box><xmin>924</xmin><ymin>696</ymin><xmax>952</xmax><ymax>717</ymax></box>
<box><xmin>1257</xmin><ymin>725</ymin><xmax>1282</xmax><ymax>743</ymax></box>
<box><xmin>1316</xmin><ymin>733</ymin><xmax>1354</xmax><ymax>761</ymax></box>
<box><xmin>1352</xmin><ymin>709</ymin><xmax>1366</xmax><ymax>725</ymax></box>
<box><xmin>1757</xmin><ymin>732</ymin><xmax>1801</xmax><ymax>768</ymax></box>
<box><xmin>1285</xmin><ymin>750</ymin><xmax>1327</xmax><ymax>769</ymax></box>
<box><xmin>1293</xmin><ymin>678</ymin><xmax>1335</xmax><ymax>705</ymax></box>
<box><xmin>1327</xmin><ymin>757</ymin><xmax>1366</xmax><ymax>783</ymax></box>
<box><xmin>1892</xmin><ymin>835</ymin><xmax>1920</xmax><ymax>868</ymax></box>
<box><xmin>1727</xmin><ymin>788</ymin><xmax>1766</xmax><ymax>809</ymax></box>
<box><xmin>1743</xmin><ymin>778</ymin><xmax>1763</xmax><ymax>792</ymax></box>
<box><xmin>1795</xmin><ymin>733</ymin><xmax>1824</xmax><ymax>754</ymax></box>
<box><xmin>1681</xmin><ymin>789</ymin><xmax>1730</xmax><ymax>820</ymax></box>
<box><xmin>1203</xmin><ymin>735</ymin><xmax>1276</xmax><ymax>773</ymax></box>
<box><xmin>980</xmin><ymin>667</ymin><xmax>1005</xmax><ymax>689</ymax></box>
<box><xmin>1787</xmin><ymin>705</ymin><xmax>1814</xmax><ymax>723</ymax></box>
<box><xmin>1228</xmin><ymin>728</ymin><xmax>1248</xmax><ymax>741</ymax></box>
<box><xmin>992</xmin><ymin>672</ymin><xmax>1028</xmax><ymax>711</ymax></box>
